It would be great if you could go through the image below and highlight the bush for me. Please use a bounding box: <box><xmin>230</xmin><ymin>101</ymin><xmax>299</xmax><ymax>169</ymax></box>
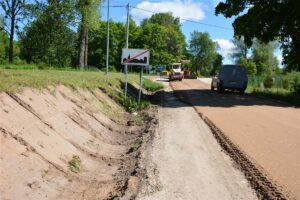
<box><xmin>292</xmin><ymin>77</ymin><xmax>300</xmax><ymax>95</ymax></box>
<box><xmin>264</xmin><ymin>74</ymin><xmax>274</xmax><ymax>88</ymax></box>
<box><xmin>117</xmin><ymin>93</ymin><xmax>150</xmax><ymax>112</ymax></box>
<box><xmin>282</xmin><ymin>78</ymin><xmax>290</xmax><ymax>90</ymax></box>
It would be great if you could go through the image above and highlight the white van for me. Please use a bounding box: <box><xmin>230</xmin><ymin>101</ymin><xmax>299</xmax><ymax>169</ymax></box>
<box><xmin>211</xmin><ymin>65</ymin><xmax>248</xmax><ymax>93</ymax></box>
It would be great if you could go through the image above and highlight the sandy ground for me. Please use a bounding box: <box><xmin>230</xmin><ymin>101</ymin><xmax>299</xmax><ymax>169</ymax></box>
<box><xmin>137</xmin><ymin>82</ymin><xmax>257</xmax><ymax>200</ymax></box>
<box><xmin>171</xmin><ymin>79</ymin><xmax>300</xmax><ymax>199</ymax></box>
<box><xmin>0</xmin><ymin>85</ymin><xmax>156</xmax><ymax>200</ymax></box>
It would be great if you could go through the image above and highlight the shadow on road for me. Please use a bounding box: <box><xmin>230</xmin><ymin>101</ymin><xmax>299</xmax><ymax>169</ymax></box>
<box><xmin>148</xmin><ymin>88</ymin><xmax>296</xmax><ymax>108</ymax></box>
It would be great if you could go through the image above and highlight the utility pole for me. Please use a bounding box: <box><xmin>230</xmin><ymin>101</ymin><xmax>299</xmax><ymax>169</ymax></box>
<box><xmin>105</xmin><ymin>0</ymin><xmax>110</xmax><ymax>79</ymax></box>
<box><xmin>124</xmin><ymin>3</ymin><xmax>130</xmax><ymax>97</ymax></box>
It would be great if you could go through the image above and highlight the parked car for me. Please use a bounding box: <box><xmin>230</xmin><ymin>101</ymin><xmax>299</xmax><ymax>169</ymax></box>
<box><xmin>211</xmin><ymin>65</ymin><xmax>248</xmax><ymax>93</ymax></box>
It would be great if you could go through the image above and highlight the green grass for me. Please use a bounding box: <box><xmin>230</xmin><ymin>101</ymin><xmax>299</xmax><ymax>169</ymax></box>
<box><xmin>0</xmin><ymin>68</ymin><xmax>162</xmax><ymax>112</ymax></box>
<box><xmin>142</xmin><ymin>78</ymin><xmax>164</xmax><ymax>92</ymax></box>
<box><xmin>0</xmin><ymin>69</ymin><xmax>139</xmax><ymax>93</ymax></box>
<box><xmin>246</xmin><ymin>85</ymin><xmax>300</xmax><ymax>106</ymax></box>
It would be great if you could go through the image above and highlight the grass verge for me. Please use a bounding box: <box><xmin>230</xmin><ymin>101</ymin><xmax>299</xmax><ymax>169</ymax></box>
<box><xmin>142</xmin><ymin>79</ymin><xmax>164</xmax><ymax>92</ymax></box>
<box><xmin>246</xmin><ymin>86</ymin><xmax>300</xmax><ymax>106</ymax></box>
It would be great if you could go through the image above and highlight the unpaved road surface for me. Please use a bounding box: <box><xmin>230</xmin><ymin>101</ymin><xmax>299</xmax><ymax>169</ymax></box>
<box><xmin>171</xmin><ymin>79</ymin><xmax>300</xmax><ymax>199</ymax></box>
<box><xmin>137</xmin><ymin>82</ymin><xmax>257</xmax><ymax>200</ymax></box>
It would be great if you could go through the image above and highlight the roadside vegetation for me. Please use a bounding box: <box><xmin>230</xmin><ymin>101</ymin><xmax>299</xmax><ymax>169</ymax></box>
<box><xmin>246</xmin><ymin>72</ymin><xmax>300</xmax><ymax>106</ymax></box>
<box><xmin>0</xmin><ymin>68</ymin><xmax>163</xmax><ymax>112</ymax></box>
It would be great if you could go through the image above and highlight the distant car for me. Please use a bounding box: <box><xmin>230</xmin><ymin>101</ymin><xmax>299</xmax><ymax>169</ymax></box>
<box><xmin>211</xmin><ymin>65</ymin><xmax>248</xmax><ymax>93</ymax></box>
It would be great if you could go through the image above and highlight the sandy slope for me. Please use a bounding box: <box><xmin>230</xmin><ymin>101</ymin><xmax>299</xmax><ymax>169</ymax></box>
<box><xmin>0</xmin><ymin>85</ymin><xmax>150</xmax><ymax>200</ymax></box>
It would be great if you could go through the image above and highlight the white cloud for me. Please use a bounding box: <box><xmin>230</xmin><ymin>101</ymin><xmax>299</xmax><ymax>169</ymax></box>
<box><xmin>213</xmin><ymin>39</ymin><xmax>237</xmax><ymax>61</ymax></box>
<box><xmin>131</xmin><ymin>0</ymin><xmax>205</xmax><ymax>23</ymax></box>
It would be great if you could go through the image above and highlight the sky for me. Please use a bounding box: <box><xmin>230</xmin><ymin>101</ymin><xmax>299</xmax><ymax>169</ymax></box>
<box><xmin>102</xmin><ymin>0</ymin><xmax>283</xmax><ymax>65</ymax></box>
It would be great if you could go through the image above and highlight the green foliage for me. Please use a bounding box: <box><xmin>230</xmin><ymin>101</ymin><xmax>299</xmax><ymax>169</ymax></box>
<box><xmin>215</xmin><ymin>0</ymin><xmax>300</xmax><ymax>72</ymax></box>
<box><xmin>117</xmin><ymin>94</ymin><xmax>150</xmax><ymax>113</ymax></box>
<box><xmin>139</xmin><ymin>13</ymin><xmax>186</xmax><ymax>65</ymax></box>
<box><xmin>0</xmin><ymin>29</ymin><xmax>9</xmax><ymax>64</ymax></box>
<box><xmin>292</xmin><ymin>77</ymin><xmax>300</xmax><ymax>95</ymax></box>
<box><xmin>263</xmin><ymin>74</ymin><xmax>274</xmax><ymax>88</ymax></box>
<box><xmin>142</xmin><ymin>79</ymin><xmax>164</xmax><ymax>92</ymax></box>
<box><xmin>231</xmin><ymin>36</ymin><xmax>248</xmax><ymax>63</ymax></box>
<box><xmin>252</xmin><ymin>41</ymin><xmax>279</xmax><ymax>75</ymax></box>
<box><xmin>68</xmin><ymin>155</ymin><xmax>81</xmax><ymax>173</ymax></box>
<box><xmin>189</xmin><ymin>31</ymin><xmax>219</xmax><ymax>76</ymax></box>
<box><xmin>19</xmin><ymin>0</ymin><xmax>77</xmax><ymax>67</ymax></box>
<box><xmin>77</xmin><ymin>0</ymin><xmax>102</xmax><ymax>31</ymax></box>
<box><xmin>240</xmin><ymin>57</ymin><xmax>257</xmax><ymax>75</ymax></box>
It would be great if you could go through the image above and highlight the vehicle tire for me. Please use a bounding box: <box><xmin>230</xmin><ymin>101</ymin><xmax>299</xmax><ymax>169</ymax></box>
<box><xmin>217</xmin><ymin>84</ymin><xmax>224</xmax><ymax>93</ymax></box>
<box><xmin>179</xmin><ymin>78</ymin><xmax>183</xmax><ymax>81</ymax></box>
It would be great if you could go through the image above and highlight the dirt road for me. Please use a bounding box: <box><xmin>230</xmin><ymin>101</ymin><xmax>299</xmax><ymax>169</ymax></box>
<box><xmin>137</xmin><ymin>83</ymin><xmax>257</xmax><ymax>200</ymax></box>
<box><xmin>171</xmin><ymin>79</ymin><xmax>300</xmax><ymax>199</ymax></box>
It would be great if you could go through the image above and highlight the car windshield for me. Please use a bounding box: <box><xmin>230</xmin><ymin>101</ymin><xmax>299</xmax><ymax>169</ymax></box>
<box><xmin>172</xmin><ymin>65</ymin><xmax>180</xmax><ymax>69</ymax></box>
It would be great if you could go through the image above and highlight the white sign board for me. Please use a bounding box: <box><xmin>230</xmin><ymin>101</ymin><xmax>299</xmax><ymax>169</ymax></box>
<box><xmin>121</xmin><ymin>48</ymin><xmax>150</xmax><ymax>66</ymax></box>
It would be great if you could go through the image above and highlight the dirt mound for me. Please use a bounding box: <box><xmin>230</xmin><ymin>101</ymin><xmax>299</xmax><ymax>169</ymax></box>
<box><xmin>0</xmin><ymin>85</ymin><xmax>158</xmax><ymax>200</ymax></box>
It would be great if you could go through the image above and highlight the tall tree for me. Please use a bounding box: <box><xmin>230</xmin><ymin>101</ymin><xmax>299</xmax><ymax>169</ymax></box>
<box><xmin>215</xmin><ymin>0</ymin><xmax>300</xmax><ymax>71</ymax></box>
<box><xmin>252</xmin><ymin>41</ymin><xmax>279</xmax><ymax>75</ymax></box>
<box><xmin>0</xmin><ymin>16</ymin><xmax>9</xmax><ymax>63</ymax></box>
<box><xmin>0</xmin><ymin>0</ymin><xmax>26</xmax><ymax>63</ymax></box>
<box><xmin>139</xmin><ymin>13</ymin><xmax>186</xmax><ymax>65</ymax></box>
<box><xmin>19</xmin><ymin>0</ymin><xmax>77</xmax><ymax>67</ymax></box>
<box><xmin>231</xmin><ymin>36</ymin><xmax>248</xmax><ymax>63</ymax></box>
<box><xmin>76</xmin><ymin>0</ymin><xmax>101</xmax><ymax>69</ymax></box>
<box><xmin>189</xmin><ymin>31</ymin><xmax>219</xmax><ymax>76</ymax></box>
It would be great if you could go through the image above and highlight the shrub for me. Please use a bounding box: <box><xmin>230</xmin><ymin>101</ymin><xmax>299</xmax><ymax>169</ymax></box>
<box><xmin>282</xmin><ymin>78</ymin><xmax>290</xmax><ymax>90</ymax></box>
<box><xmin>292</xmin><ymin>77</ymin><xmax>300</xmax><ymax>95</ymax></box>
<box><xmin>264</xmin><ymin>74</ymin><xmax>274</xmax><ymax>88</ymax></box>
<box><xmin>68</xmin><ymin>155</ymin><xmax>81</xmax><ymax>173</ymax></box>
<box><xmin>117</xmin><ymin>93</ymin><xmax>150</xmax><ymax>112</ymax></box>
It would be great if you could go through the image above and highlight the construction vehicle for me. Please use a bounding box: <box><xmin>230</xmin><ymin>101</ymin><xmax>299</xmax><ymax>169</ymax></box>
<box><xmin>168</xmin><ymin>63</ymin><xmax>184</xmax><ymax>81</ymax></box>
<box><xmin>182</xmin><ymin>66</ymin><xmax>197</xmax><ymax>79</ymax></box>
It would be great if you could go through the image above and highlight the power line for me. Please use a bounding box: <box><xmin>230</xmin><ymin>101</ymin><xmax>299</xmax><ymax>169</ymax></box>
<box><xmin>101</xmin><ymin>4</ymin><xmax>233</xmax><ymax>31</ymax></box>
<box><xmin>130</xmin><ymin>6</ymin><xmax>233</xmax><ymax>31</ymax></box>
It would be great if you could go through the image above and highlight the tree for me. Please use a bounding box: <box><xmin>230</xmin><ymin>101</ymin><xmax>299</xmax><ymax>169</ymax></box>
<box><xmin>19</xmin><ymin>0</ymin><xmax>77</xmax><ymax>67</ymax></box>
<box><xmin>0</xmin><ymin>0</ymin><xmax>27</xmax><ymax>63</ymax></box>
<box><xmin>189</xmin><ymin>31</ymin><xmax>219</xmax><ymax>76</ymax></box>
<box><xmin>252</xmin><ymin>41</ymin><xmax>279</xmax><ymax>75</ymax></box>
<box><xmin>76</xmin><ymin>0</ymin><xmax>102</xmax><ymax>69</ymax></box>
<box><xmin>211</xmin><ymin>54</ymin><xmax>223</xmax><ymax>75</ymax></box>
<box><xmin>138</xmin><ymin>13</ymin><xmax>186</xmax><ymax>65</ymax></box>
<box><xmin>215</xmin><ymin>0</ymin><xmax>300</xmax><ymax>71</ymax></box>
<box><xmin>0</xmin><ymin>17</ymin><xmax>9</xmax><ymax>63</ymax></box>
<box><xmin>231</xmin><ymin>36</ymin><xmax>248</xmax><ymax>63</ymax></box>
<box><xmin>240</xmin><ymin>57</ymin><xmax>257</xmax><ymax>76</ymax></box>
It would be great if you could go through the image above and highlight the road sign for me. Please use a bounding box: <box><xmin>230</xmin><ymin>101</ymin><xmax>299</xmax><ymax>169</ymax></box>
<box><xmin>121</xmin><ymin>48</ymin><xmax>150</xmax><ymax>66</ymax></box>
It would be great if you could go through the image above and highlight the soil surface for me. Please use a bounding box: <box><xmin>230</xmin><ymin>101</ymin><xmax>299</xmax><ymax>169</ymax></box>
<box><xmin>137</xmin><ymin>81</ymin><xmax>257</xmax><ymax>200</ymax></box>
<box><xmin>0</xmin><ymin>85</ymin><xmax>157</xmax><ymax>200</ymax></box>
<box><xmin>171</xmin><ymin>79</ymin><xmax>300</xmax><ymax>200</ymax></box>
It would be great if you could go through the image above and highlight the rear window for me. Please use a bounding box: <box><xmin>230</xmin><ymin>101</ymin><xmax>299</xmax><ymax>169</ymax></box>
<box><xmin>221</xmin><ymin>65</ymin><xmax>247</xmax><ymax>79</ymax></box>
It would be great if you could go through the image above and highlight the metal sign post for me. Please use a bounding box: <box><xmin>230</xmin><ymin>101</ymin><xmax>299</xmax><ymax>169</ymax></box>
<box><xmin>138</xmin><ymin>66</ymin><xmax>143</xmax><ymax>103</ymax></box>
<box><xmin>124</xmin><ymin>3</ymin><xmax>130</xmax><ymax>97</ymax></box>
<box><xmin>105</xmin><ymin>0</ymin><xmax>110</xmax><ymax>80</ymax></box>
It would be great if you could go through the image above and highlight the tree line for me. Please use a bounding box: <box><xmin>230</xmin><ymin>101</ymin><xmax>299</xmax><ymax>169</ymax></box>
<box><xmin>0</xmin><ymin>0</ymin><xmax>299</xmax><ymax>76</ymax></box>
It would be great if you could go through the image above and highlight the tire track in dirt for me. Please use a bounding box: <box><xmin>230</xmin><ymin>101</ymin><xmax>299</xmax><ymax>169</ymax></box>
<box><xmin>170</xmin><ymin>80</ymin><xmax>288</xmax><ymax>200</ymax></box>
